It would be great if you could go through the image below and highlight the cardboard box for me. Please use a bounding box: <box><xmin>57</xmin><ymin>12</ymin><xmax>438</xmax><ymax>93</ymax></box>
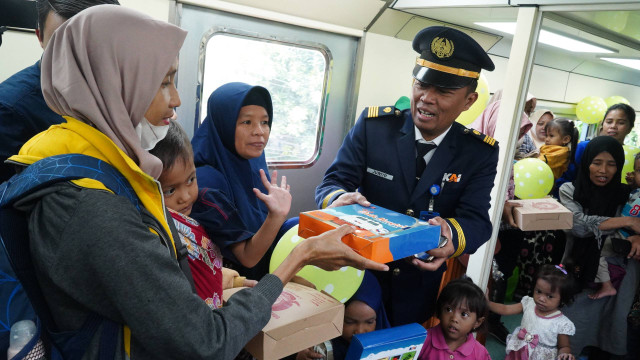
<box><xmin>345</xmin><ymin>323</ymin><xmax>427</xmax><ymax>360</ymax></box>
<box><xmin>511</xmin><ymin>198</ymin><xmax>573</xmax><ymax>231</ymax></box>
<box><xmin>223</xmin><ymin>282</ymin><xmax>344</xmax><ymax>360</ymax></box>
<box><xmin>299</xmin><ymin>204</ymin><xmax>440</xmax><ymax>263</ymax></box>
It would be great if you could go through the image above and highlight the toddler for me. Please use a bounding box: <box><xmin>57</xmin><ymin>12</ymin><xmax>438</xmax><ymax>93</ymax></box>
<box><xmin>539</xmin><ymin>118</ymin><xmax>578</xmax><ymax>180</ymax></box>
<box><xmin>489</xmin><ymin>264</ymin><xmax>577</xmax><ymax>360</ymax></box>
<box><xmin>150</xmin><ymin>121</ymin><xmax>254</xmax><ymax>309</ymax></box>
<box><xmin>419</xmin><ymin>277</ymin><xmax>490</xmax><ymax>360</ymax></box>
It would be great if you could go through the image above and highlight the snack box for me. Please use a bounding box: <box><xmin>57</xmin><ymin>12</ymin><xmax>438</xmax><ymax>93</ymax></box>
<box><xmin>222</xmin><ymin>282</ymin><xmax>344</xmax><ymax>360</ymax></box>
<box><xmin>345</xmin><ymin>323</ymin><xmax>427</xmax><ymax>360</ymax></box>
<box><xmin>511</xmin><ymin>198</ymin><xmax>573</xmax><ymax>231</ymax></box>
<box><xmin>299</xmin><ymin>204</ymin><xmax>441</xmax><ymax>263</ymax></box>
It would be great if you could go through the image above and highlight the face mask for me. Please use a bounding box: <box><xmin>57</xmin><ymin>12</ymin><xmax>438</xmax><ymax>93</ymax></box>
<box><xmin>136</xmin><ymin>117</ymin><xmax>170</xmax><ymax>150</ymax></box>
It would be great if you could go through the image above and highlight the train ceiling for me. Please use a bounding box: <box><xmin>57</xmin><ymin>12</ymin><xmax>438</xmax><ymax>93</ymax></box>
<box><xmin>223</xmin><ymin>0</ymin><xmax>640</xmax><ymax>86</ymax></box>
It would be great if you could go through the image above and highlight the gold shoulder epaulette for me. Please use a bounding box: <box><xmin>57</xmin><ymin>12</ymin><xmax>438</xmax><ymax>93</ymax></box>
<box><xmin>464</xmin><ymin>128</ymin><xmax>498</xmax><ymax>147</ymax></box>
<box><xmin>364</xmin><ymin>106</ymin><xmax>402</xmax><ymax>119</ymax></box>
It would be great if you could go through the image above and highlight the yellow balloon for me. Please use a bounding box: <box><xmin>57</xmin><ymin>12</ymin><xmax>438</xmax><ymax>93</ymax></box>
<box><xmin>575</xmin><ymin>96</ymin><xmax>607</xmax><ymax>124</ymax></box>
<box><xmin>622</xmin><ymin>145</ymin><xmax>640</xmax><ymax>184</ymax></box>
<box><xmin>604</xmin><ymin>96</ymin><xmax>630</xmax><ymax>109</ymax></box>
<box><xmin>456</xmin><ymin>74</ymin><xmax>489</xmax><ymax>126</ymax></box>
<box><xmin>269</xmin><ymin>225</ymin><xmax>364</xmax><ymax>303</ymax></box>
<box><xmin>514</xmin><ymin>158</ymin><xmax>554</xmax><ymax>199</ymax></box>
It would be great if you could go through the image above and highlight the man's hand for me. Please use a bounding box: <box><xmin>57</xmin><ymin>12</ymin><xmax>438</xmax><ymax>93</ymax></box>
<box><xmin>411</xmin><ymin>217</ymin><xmax>454</xmax><ymax>271</ymax></box>
<box><xmin>328</xmin><ymin>191</ymin><xmax>370</xmax><ymax>208</ymax></box>
<box><xmin>501</xmin><ymin>200</ymin><xmax>522</xmax><ymax>228</ymax></box>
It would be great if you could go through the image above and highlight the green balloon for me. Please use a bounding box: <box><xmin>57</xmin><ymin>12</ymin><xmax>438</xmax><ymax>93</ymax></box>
<box><xmin>604</xmin><ymin>96</ymin><xmax>630</xmax><ymax>109</ymax></box>
<box><xmin>622</xmin><ymin>145</ymin><xmax>640</xmax><ymax>184</ymax></box>
<box><xmin>576</xmin><ymin>96</ymin><xmax>607</xmax><ymax>124</ymax></box>
<box><xmin>269</xmin><ymin>225</ymin><xmax>364</xmax><ymax>303</ymax></box>
<box><xmin>514</xmin><ymin>158</ymin><xmax>554</xmax><ymax>199</ymax></box>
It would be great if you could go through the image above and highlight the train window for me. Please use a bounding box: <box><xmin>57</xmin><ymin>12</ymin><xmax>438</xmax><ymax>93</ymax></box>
<box><xmin>200</xmin><ymin>33</ymin><xmax>330</xmax><ymax>167</ymax></box>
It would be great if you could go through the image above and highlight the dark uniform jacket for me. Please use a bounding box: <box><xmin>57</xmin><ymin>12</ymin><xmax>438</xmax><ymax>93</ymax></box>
<box><xmin>0</xmin><ymin>62</ymin><xmax>64</xmax><ymax>182</ymax></box>
<box><xmin>315</xmin><ymin>106</ymin><xmax>499</xmax><ymax>325</ymax></box>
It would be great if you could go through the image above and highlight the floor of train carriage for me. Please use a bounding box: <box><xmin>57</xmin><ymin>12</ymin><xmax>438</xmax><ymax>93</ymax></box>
<box><xmin>485</xmin><ymin>309</ymin><xmax>522</xmax><ymax>360</ymax></box>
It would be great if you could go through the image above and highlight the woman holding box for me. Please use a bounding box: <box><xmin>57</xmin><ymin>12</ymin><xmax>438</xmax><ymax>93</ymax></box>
<box><xmin>10</xmin><ymin>6</ymin><xmax>387</xmax><ymax>358</ymax></box>
<box><xmin>558</xmin><ymin>136</ymin><xmax>640</xmax><ymax>357</ymax></box>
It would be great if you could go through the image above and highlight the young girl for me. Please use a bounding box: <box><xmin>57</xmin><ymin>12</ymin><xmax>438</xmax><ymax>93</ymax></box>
<box><xmin>489</xmin><ymin>264</ymin><xmax>577</xmax><ymax>360</ymax></box>
<box><xmin>150</xmin><ymin>121</ymin><xmax>256</xmax><ymax>308</ymax></box>
<box><xmin>419</xmin><ymin>277</ymin><xmax>490</xmax><ymax>360</ymax></box>
<box><xmin>539</xmin><ymin>118</ymin><xmax>579</xmax><ymax>180</ymax></box>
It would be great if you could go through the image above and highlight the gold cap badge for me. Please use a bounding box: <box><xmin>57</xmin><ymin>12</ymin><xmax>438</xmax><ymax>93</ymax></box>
<box><xmin>431</xmin><ymin>37</ymin><xmax>454</xmax><ymax>59</ymax></box>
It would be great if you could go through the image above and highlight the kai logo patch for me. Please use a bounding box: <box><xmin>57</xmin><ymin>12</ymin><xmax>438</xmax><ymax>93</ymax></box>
<box><xmin>443</xmin><ymin>173</ymin><xmax>462</xmax><ymax>183</ymax></box>
<box><xmin>431</xmin><ymin>37</ymin><xmax>454</xmax><ymax>59</ymax></box>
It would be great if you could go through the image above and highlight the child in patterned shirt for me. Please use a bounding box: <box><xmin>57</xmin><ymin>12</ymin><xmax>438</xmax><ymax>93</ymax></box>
<box><xmin>151</xmin><ymin>121</ymin><xmax>254</xmax><ymax>308</ymax></box>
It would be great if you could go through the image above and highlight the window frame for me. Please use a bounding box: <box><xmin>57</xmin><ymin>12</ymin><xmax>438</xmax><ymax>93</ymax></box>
<box><xmin>196</xmin><ymin>27</ymin><xmax>333</xmax><ymax>169</ymax></box>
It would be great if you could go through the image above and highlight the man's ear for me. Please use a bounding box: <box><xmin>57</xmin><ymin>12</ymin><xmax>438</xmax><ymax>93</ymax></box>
<box><xmin>463</xmin><ymin>92</ymin><xmax>479</xmax><ymax>111</ymax></box>
<box><xmin>36</xmin><ymin>28</ymin><xmax>45</xmax><ymax>49</ymax></box>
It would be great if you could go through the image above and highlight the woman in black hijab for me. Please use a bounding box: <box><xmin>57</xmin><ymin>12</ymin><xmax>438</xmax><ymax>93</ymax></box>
<box><xmin>558</xmin><ymin>135</ymin><xmax>640</xmax><ymax>357</ymax></box>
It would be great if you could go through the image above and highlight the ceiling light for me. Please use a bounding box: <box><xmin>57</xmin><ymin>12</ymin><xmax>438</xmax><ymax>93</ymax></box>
<box><xmin>600</xmin><ymin>57</ymin><xmax>640</xmax><ymax>71</ymax></box>
<box><xmin>475</xmin><ymin>22</ymin><xmax>616</xmax><ymax>53</ymax></box>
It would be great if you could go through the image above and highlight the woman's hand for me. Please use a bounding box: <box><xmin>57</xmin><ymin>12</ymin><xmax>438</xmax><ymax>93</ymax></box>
<box><xmin>501</xmin><ymin>200</ymin><xmax>522</xmax><ymax>228</ymax></box>
<box><xmin>272</xmin><ymin>225</ymin><xmax>388</xmax><ymax>283</ymax></box>
<box><xmin>627</xmin><ymin>235</ymin><xmax>640</xmax><ymax>261</ymax></box>
<box><xmin>302</xmin><ymin>225</ymin><xmax>388</xmax><ymax>271</ymax></box>
<box><xmin>254</xmin><ymin>169</ymin><xmax>291</xmax><ymax>219</ymax></box>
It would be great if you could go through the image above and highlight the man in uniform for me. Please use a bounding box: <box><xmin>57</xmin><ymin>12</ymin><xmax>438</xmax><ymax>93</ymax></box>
<box><xmin>315</xmin><ymin>26</ymin><xmax>499</xmax><ymax>325</ymax></box>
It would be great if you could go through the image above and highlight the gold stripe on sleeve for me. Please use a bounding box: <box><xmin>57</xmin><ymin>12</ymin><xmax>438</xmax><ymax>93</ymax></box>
<box><xmin>448</xmin><ymin>218</ymin><xmax>466</xmax><ymax>258</ymax></box>
<box><xmin>322</xmin><ymin>189</ymin><xmax>346</xmax><ymax>209</ymax></box>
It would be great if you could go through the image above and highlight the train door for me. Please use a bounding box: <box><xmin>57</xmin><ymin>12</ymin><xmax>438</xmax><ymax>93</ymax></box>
<box><xmin>174</xmin><ymin>3</ymin><xmax>359</xmax><ymax>215</ymax></box>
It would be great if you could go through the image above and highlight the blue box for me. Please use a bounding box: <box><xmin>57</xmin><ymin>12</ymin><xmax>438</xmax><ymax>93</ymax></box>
<box><xmin>345</xmin><ymin>323</ymin><xmax>427</xmax><ymax>360</ymax></box>
<box><xmin>299</xmin><ymin>204</ymin><xmax>440</xmax><ymax>263</ymax></box>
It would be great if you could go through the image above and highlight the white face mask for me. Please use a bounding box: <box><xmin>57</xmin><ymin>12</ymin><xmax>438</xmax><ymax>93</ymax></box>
<box><xmin>136</xmin><ymin>117</ymin><xmax>170</xmax><ymax>151</ymax></box>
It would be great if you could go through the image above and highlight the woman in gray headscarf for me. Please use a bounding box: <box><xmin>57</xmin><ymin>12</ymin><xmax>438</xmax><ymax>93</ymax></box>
<box><xmin>8</xmin><ymin>5</ymin><xmax>386</xmax><ymax>359</ymax></box>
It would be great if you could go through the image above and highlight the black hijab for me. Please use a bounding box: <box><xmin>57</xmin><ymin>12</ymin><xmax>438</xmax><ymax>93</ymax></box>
<box><xmin>573</xmin><ymin>136</ymin><xmax>630</xmax><ymax>216</ymax></box>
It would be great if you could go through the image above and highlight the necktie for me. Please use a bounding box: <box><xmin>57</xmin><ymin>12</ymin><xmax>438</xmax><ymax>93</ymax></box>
<box><xmin>416</xmin><ymin>141</ymin><xmax>437</xmax><ymax>182</ymax></box>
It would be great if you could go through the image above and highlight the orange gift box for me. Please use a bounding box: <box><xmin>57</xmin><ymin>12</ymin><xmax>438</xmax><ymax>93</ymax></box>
<box><xmin>299</xmin><ymin>204</ymin><xmax>440</xmax><ymax>263</ymax></box>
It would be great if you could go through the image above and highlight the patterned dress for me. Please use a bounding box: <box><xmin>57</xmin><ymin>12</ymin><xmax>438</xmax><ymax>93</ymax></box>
<box><xmin>505</xmin><ymin>296</ymin><xmax>575</xmax><ymax>360</ymax></box>
<box><xmin>169</xmin><ymin>209</ymin><xmax>224</xmax><ymax>309</ymax></box>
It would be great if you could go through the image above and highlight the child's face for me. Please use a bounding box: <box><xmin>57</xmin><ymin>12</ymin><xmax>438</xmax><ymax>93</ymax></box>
<box><xmin>633</xmin><ymin>159</ymin><xmax>640</xmax><ymax>187</ymax></box>
<box><xmin>158</xmin><ymin>158</ymin><xmax>198</xmax><ymax>216</ymax></box>
<box><xmin>342</xmin><ymin>300</ymin><xmax>376</xmax><ymax>343</ymax></box>
<box><xmin>544</xmin><ymin>127</ymin><xmax>569</xmax><ymax>146</ymax></box>
<box><xmin>438</xmin><ymin>302</ymin><xmax>483</xmax><ymax>346</ymax></box>
<box><xmin>533</xmin><ymin>278</ymin><xmax>562</xmax><ymax>315</ymax></box>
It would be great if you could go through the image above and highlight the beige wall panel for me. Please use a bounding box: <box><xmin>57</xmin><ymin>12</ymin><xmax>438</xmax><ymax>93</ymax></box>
<box><xmin>355</xmin><ymin>33</ymin><xmax>414</xmax><ymax>119</ymax></box>
<box><xmin>565</xmin><ymin>73</ymin><xmax>640</xmax><ymax>107</ymax></box>
<box><xmin>0</xmin><ymin>0</ymin><xmax>170</xmax><ymax>82</ymax></box>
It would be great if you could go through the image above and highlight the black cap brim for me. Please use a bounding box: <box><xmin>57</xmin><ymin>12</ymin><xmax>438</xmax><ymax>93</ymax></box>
<box><xmin>412</xmin><ymin>65</ymin><xmax>474</xmax><ymax>89</ymax></box>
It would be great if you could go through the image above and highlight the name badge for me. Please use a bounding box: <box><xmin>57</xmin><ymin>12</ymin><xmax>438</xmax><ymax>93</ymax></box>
<box><xmin>367</xmin><ymin>167</ymin><xmax>393</xmax><ymax>180</ymax></box>
<box><xmin>443</xmin><ymin>173</ymin><xmax>462</xmax><ymax>183</ymax></box>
